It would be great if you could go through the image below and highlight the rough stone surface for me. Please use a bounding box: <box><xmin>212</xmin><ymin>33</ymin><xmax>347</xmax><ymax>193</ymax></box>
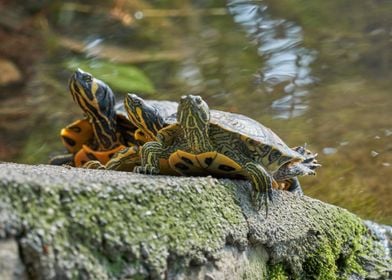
<box><xmin>0</xmin><ymin>239</ymin><xmax>28</xmax><ymax>280</ymax></box>
<box><xmin>0</xmin><ymin>162</ymin><xmax>390</xmax><ymax>279</ymax></box>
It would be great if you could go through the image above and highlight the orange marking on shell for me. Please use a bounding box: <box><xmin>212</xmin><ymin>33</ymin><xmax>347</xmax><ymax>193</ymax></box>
<box><xmin>74</xmin><ymin>144</ymin><xmax>126</xmax><ymax>167</ymax></box>
<box><xmin>159</xmin><ymin>158</ymin><xmax>181</xmax><ymax>176</ymax></box>
<box><xmin>168</xmin><ymin>150</ymin><xmax>205</xmax><ymax>176</ymax></box>
<box><xmin>168</xmin><ymin>150</ymin><xmax>247</xmax><ymax>179</ymax></box>
<box><xmin>198</xmin><ymin>152</ymin><xmax>242</xmax><ymax>175</ymax></box>
<box><xmin>61</xmin><ymin>119</ymin><xmax>93</xmax><ymax>153</ymax></box>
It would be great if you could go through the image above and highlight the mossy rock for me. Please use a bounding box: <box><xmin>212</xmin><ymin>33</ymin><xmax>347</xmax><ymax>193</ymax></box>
<box><xmin>0</xmin><ymin>163</ymin><xmax>390</xmax><ymax>279</ymax></box>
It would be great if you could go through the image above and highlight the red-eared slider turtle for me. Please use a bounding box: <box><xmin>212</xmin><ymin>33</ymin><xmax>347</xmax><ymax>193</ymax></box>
<box><xmin>50</xmin><ymin>69</ymin><xmax>138</xmax><ymax>167</ymax></box>
<box><xmin>125</xmin><ymin>93</ymin><xmax>178</xmax><ymax>144</ymax></box>
<box><xmin>113</xmin><ymin>94</ymin><xmax>314</xmax><ymax>194</ymax></box>
<box><xmin>96</xmin><ymin>93</ymin><xmax>178</xmax><ymax>172</ymax></box>
<box><xmin>135</xmin><ymin>95</ymin><xmax>320</xmax><ymax>209</ymax></box>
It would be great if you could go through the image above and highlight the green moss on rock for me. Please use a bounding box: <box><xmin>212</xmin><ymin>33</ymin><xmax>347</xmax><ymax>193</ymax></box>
<box><xmin>0</xmin><ymin>164</ymin><xmax>247</xmax><ymax>279</ymax></box>
<box><xmin>267</xmin><ymin>263</ymin><xmax>288</xmax><ymax>280</ymax></box>
<box><xmin>259</xmin><ymin>197</ymin><xmax>390</xmax><ymax>279</ymax></box>
<box><xmin>0</xmin><ymin>163</ymin><xmax>390</xmax><ymax>279</ymax></box>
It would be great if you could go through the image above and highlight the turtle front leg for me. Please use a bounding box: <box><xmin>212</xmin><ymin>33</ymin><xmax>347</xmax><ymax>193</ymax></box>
<box><xmin>105</xmin><ymin>146</ymin><xmax>140</xmax><ymax>171</ymax></box>
<box><xmin>134</xmin><ymin>141</ymin><xmax>163</xmax><ymax>175</ymax></box>
<box><xmin>243</xmin><ymin>162</ymin><xmax>274</xmax><ymax>212</ymax></box>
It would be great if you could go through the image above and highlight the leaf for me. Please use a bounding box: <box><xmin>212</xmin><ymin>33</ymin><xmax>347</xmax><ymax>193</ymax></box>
<box><xmin>65</xmin><ymin>58</ymin><xmax>155</xmax><ymax>95</ymax></box>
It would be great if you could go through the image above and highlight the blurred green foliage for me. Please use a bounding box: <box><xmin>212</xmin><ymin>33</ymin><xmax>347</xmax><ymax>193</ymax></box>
<box><xmin>66</xmin><ymin>58</ymin><xmax>155</xmax><ymax>94</ymax></box>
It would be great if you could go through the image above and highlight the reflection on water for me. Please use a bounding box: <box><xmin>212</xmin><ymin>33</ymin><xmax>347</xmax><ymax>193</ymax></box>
<box><xmin>228</xmin><ymin>0</ymin><xmax>317</xmax><ymax>118</ymax></box>
<box><xmin>179</xmin><ymin>58</ymin><xmax>204</xmax><ymax>89</ymax></box>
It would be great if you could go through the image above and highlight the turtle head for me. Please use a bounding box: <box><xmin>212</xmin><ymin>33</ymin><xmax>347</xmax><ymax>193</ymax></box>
<box><xmin>68</xmin><ymin>69</ymin><xmax>118</xmax><ymax>149</ymax></box>
<box><xmin>69</xmin><ymin>69</ymin><xmax>116</xmax><ymax>122</ymax></box>
<box><xmin>178</xmin><ymin>95</ymin><xmax>210</xmax><ymax>129</ymax></box>
<box><xmin>178</xmin><ymin>95</ymin><xmax>212</xmax><ymax>152</ymax></box>
<box><xmin>125</xmin><ymin>93</ymin><xmax>165</xmax><ymax>142</ymax></box>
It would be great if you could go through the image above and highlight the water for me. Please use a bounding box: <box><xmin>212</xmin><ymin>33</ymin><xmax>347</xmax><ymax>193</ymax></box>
<box><xmin>228</xmin><ymin>0</ymin><xmax>317</xmax><ymax>118</ymax></box>
<box><xmin>0</xmin><ymin>0</ymin><xmax>391</xmax><ymax>224</ymax></box>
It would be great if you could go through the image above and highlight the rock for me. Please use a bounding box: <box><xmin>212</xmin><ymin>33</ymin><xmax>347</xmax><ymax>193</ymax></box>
<box><xmin>364</xmin><ymin>221</ymin><xmax>392</xmax><ymax>261</ymax></box>
<box><xmin>0</xmin><ymin>58</ymin><xmax>22</xmax><ymax>85</ymax></box>
<box><xmin>0</xmin><ymin>239</ymin><xmax>28</xmax><ymax>280</ymax></box>
<box><xmin>0</xmin><ymin>162</ymin><xmax>390</xmax><ymax>279</ymax></box>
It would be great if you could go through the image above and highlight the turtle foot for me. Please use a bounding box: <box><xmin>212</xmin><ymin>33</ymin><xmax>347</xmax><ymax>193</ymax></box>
<box><xmin>302</xmin><ymin>154</ymin><xmax>321</xmax><ymax>169</ymax></box>
<box><xmin>302</xmin><ymin>161</ymin><xmax>321</xmax><ymax>173</ymax></box>
<box><xmin>133</xmin><ymin>165</ymin><xmax>159</xmax><ymax>175</ymax></box>
<box><xmin>83</xmin><ymin>160</ymin><xmax>105</xmax><ymax>169</ymax></box>
<box><xmin>293</xmin><ymin>146</ymin><xmax>321</xmax><ymax>171</ymax></box>
<box><xmin>251</xmin><ymin>187</ymin><xmax>273</xmax><ymax>215</ymax></box>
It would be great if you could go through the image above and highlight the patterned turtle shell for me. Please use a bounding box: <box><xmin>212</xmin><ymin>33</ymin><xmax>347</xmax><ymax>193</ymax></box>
<box><xmin>208</xmin><ymin>109</ymin><xmax>304</xmax><ymax>171</ymax></box>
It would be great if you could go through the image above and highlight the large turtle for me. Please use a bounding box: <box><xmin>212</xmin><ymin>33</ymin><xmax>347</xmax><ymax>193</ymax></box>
<box><xmin>111</xmin><ymin>94</ymin><xmax>315</xmax><ymax>194</ymax></box>
<box><xmin>135</xmin><ymin>95</ymin><xmax>320</xmax><ymax>209</ymax></box>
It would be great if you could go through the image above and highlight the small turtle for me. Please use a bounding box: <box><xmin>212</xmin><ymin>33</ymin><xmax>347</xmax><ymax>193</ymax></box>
<box><xmin>135</xmin><ymin>95</ymin><xmax>320</xmax><ymax>210</ymax></box>
<box><xmin>50</xmin><ymin>69</ymin><xmax>138</xmax><ymax>167</ymax></box>
<box><xmin>125</xmin><ymin>93</ymin><xmax>178</xmax><ymax>144</ymax></box>
<box><xmin>99</xmin><ymin>93</ymin><xmax>178</xmax><ymax>173</ymax></box>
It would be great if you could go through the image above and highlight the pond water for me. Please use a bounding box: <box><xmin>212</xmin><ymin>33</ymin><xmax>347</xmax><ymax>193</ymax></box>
<box><xmin>1</xmin><ymin>0</ymin><xmax>391</xmax><ymax>224</ymax></box>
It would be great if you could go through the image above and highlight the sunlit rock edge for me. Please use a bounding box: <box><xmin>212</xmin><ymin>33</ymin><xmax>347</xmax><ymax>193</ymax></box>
<box><xmin>0</xmin><ymin>162</ymin><xmax>390</xmax><ymax>280</ymax></box>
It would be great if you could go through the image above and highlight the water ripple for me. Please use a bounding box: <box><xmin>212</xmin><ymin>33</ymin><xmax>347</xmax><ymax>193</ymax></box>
<box><xmin>228</xmin><ymin>0</ymin><xmax>317</xmax><ymax>118</ymax></box>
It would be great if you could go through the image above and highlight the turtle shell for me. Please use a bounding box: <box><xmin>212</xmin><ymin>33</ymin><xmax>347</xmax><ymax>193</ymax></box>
<box><xmin>146</xmin><ymin>100</ymin><xmax>178</xmax><ymax>120</ymax></box>
<box><xmin>115</xmin><ymin>99</ymin><xmax>177</xmax><ymax>143</ymax></box>
<box><xmin>146</xmin><ymin>100</ymin><xmax>178</xmax><ymax>129</ymax></box>
<box><xmin>119</xmin><ymin>99</ymin><xmax>178</xmax><ymax>120</ymax></box>
<box><xmin>209</xmin><ymin>109</ymin><xmax>304</xmax><ymax>162</ymax></box>
<box><xmin>167</xmin><ymin>108</ymin><xmax>305</xmax><ymax>177</ymax></box>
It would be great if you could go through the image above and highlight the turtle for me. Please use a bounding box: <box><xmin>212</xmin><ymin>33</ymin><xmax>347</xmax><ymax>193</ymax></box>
<box><xmin>111</xmin><ymin>94</ymin><xmax>315</xmax><ymax>194</ymax></box>
<box><xmin>135</xmin><ymin>95</ymin><xmax>320</xmax><ymax>210</ymax></box>
<box><xmin>51</xmin><ymin>69</ymin><xmax>180</xmax><ymax>170</ymax></box>
<box><xmin>95</xmin><ymin>93</ymin><xmax>179</xmax><ymax>173</ymax></box>
<box><xmin>50</xmin><ymin>68</ymin><xmax>138</xmax><ymax>167</ymax></box>
<box><xmin>125</xmin><ymin>93</ymin><xmax>178</xmax><ymax>144</ymax></box>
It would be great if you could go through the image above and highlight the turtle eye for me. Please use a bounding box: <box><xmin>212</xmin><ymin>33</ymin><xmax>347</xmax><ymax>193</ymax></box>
<box><xmin>83</xmin><ymin>74</ymin><xmax>92</xmax><ymax>83</ymax></box>
<box><xmin>128</xmin><ymin>95</ymin><xmax>140</xmax><ymax>106</ymax></box>
<box><xmin>134</xmin><ymin>98</ymin><xmax>142</xmax><ymax>106</ymax></box>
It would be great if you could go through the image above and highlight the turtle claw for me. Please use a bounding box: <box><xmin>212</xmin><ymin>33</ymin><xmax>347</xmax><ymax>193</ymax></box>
<box><xmin>302</xmin><ymin>155</ymin><xmax>317</xmax><ymax>164</ymax></box>
<box><xmin>294</xmin><ymin>146</ymin><xmax>319</xmax><ymax>164</ymax></box>
<box><xmin>251</xmin><ymin>186</ymin><xmax>273</xmax><ymax>215</ymax></box>
<box><xmin>301</xmin><ymin>164</ymin><xmax>318</xmax><ymax>176</ymax></box>
<box><xmin>252</xmin><ymin>193</ymin><xmax>272</xmax><ymax>216</ymax></box>
<box><xmin>304</xmin><ymin>162</ymin><xmax>322</xmax><ymax>172</ymax></box>
<box><xmin>134</xmin><ymin>165</ymin><xmax>159</xmax><ymax>175</ymax></box>
<box><xmin>251</xmin><ymin>191</ymin><xmax>262</xmax><ymax>211</ymax></box>
<box><xmin>268</xmin><ymin>187</ymin><xmax>273</xmax><ymax>202</ymax></box>
<box><xmin>300</xmin><ymin>150</ymin><xmax>321</xmax><ymax>172</ymax></box>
